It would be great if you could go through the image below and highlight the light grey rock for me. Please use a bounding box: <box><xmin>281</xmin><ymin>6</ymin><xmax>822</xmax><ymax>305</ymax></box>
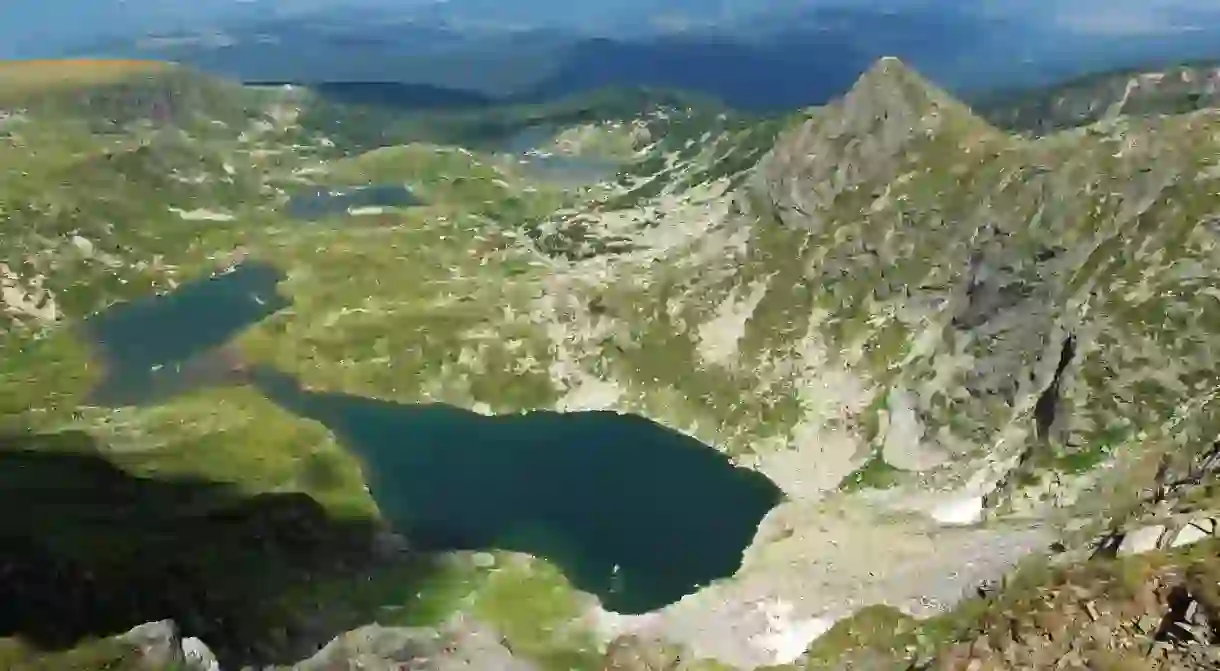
<box><xmin>119</xmin><ymin>620</ymin><xmax>184</xmax><ymax>668</ymax></box>
<box><xmin>294</xmin><ymin>616</ymin><xmax>537</xmax><ymax>671</ymax></box>
<box><xmin>881</xmin><ymin>386</ymin><xmax>950</xmax><ymax>471</ymax></box>
<box><xmin>70</xmin><ymin>234</ymin><xmax>94</xmax><ymax>256</ymax></box>
<box><xmin>471</xmin><ymin>552</ymin><xmax>497</xmax><ymax>568</ymax></box>
<box><xmin>183</xmin><ymin>636</ymin><xmax>221</xmax><ymax>671</ymax></box>
<box><xmin>1170</xmin><ymin>519</ymin><xmax>1216</xmax><ymax>548</ymax></box>
<box><xmin>1118</xmin><ymin>525</ymin><xmax>1167</xmax><ymax>556</ymax></box>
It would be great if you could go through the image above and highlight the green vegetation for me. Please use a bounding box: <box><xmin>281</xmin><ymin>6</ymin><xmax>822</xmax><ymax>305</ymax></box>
<box><xmin>323</xmin><ymin>142</ymin><xmax>567</xmax><ymax>221</ymax></box>
<box><xmin>801</xmin><ymin>605</ymin><xmax>920</xmax><ymax>669</ymax></box>
<box><xmin>839</xmin><ymin>455</ymin><xmax>903</xmax><ymax>492</ymax></box>
<box><xmin>0</xmin><ymin>636</ymin><xmax>147</xmax><ymax>671</ymax></box>
<box><xmin>0</xmin><ymin>63</ymin><xmax>690</xmax><ymax>669</ymax></box>
<box><xmin>472</xmin><ymin>560</ymin><xmax>602</xmax><ymax>670</ymax></box>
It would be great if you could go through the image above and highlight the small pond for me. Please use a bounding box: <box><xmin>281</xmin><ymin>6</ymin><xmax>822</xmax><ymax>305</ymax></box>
<box><xmin>285</xmin><ymin>184</ymin><xmax>422</xmax><ymax>221</ymax></box>
<box><xmin>84</xmin><ymin>263</ymin><xmax>783</xmax><ymax>613</ymax></box>
<box><xmin>500</xmin><ymin>127</ymin><xmax>620</xmax><ymax>187</ymax></box>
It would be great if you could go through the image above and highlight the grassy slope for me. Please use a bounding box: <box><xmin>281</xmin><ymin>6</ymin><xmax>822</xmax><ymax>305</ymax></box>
<box><xmin>0</xmin><ymin>60</ymin><xmax>640</xmax><ymax>670</ymax></box>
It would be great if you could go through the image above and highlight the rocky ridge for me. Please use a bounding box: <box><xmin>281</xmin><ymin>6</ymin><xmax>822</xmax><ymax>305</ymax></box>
<box><xmin>979</xmin><ymin>59</ymin><xmax>1220</xmax><ymax>135</ymax></box>
<box><xmin>480</xmin><ymin>55</ymin><xmax>1220</xmax><ymax>665</ymax></box>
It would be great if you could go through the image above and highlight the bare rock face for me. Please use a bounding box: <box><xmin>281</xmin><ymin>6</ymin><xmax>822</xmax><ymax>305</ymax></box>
<box><xmin>738</xmin><ymin>56</ymin><xmax>1220</xmax><ymax>517</ymax></box>
<box><xmin>926</xmin><ymin>549</ymin><xmax>1220</xmax><ymax>670</ymax></box>
<box><xmin>602</xmin><ymin>635</ymin><xmax>683</xmax><ymax>670</ymax></box>
<box><xmin>754</xmin><ymin>56</ymin><xmax>998</xmax><ymax>238</ymax></box>
<box><xmin>120</xmin><ymin>620</ymin><xmax>185</xmax><ymax>669</ymax></box>
<box><xmin>291</xmin><ymin>616</ymin><xmax>536</xmax><ymax>671</ymax></box>
<box><xmin>118</xmin><ymin>620</ymin><xmax>220</xmax><ymax>671</ymax></box>
<box><xmin>1119</xmin><ymin>525</ymin><xmax>1168</xmax><ymax>556</ymax></box>
<box><xmin>980</xmin><ymin>61</ymin><xmax>1220</xmax><ymax>134</ymax></box>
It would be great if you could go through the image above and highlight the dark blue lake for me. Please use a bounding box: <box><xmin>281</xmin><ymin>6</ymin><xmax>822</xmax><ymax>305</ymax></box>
<box><xmin>501</xmin><ymin>127</ymin><xmax>620</xmax><ymax>186</ymax></box>
<box><xmin>285</xmin><ymin>184</ymin><xmax>422</xmax><ymax>220</ymax></box>
<box><xmin>84</xmin><ymin>263</ymin><xmax>783</xmax><ymax>613</ymax></box>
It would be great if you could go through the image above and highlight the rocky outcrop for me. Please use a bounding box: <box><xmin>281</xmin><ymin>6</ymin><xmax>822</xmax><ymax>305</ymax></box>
<box><xmin>928</xmin><ymin>546</ymin><xmax>1220</xmax><ymax>670</ymax></box>
<box><xmin>755</xmin><ymin>57</ymin><xmax>999</xmax><ymax>239</ymax></box>
<box><xmin>45</xmin><ymin>615</ymin><xmax>533</xmax><ymax>671</ymax></box>
<box><xmin>980</xmin><ymin>61</ymin><xmax>1220</xmax><ymax>135</ymax></box>
<box><xmin>1114</xmin><ymin>518</ymin><xmax>1220</xmax><ymax>557</ymax></box>
<box><xmin>290</xmin><ymin>617</ymin><xmax>535</xmax><ymax>671</ymax></box>
<box><xmin>741</xmin><ymin>56</ymin><xmax>1220</xmax><ymax>517</ymax></box>
<box><xmin>118</xmin><ymin>620</ymin><xmax>219</xmax><ymax>670</ymax></box>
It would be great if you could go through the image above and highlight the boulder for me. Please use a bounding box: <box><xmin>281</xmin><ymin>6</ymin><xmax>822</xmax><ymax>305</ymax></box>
<box><xmin>119</xmin><ymin>620</ymin><xmax>184</xmax><ymax>669</ymax></box>
<box><xmin>1117</xmin><ymin>525</ymin><xmax>1167</xmax><ymax>556</ymax></box>
<box><xmin>1170</xmin><ymin>519</ymin><xmax>1217</xmax><ymax>548</ymax></box>
<box><xmin>183</xmin><ymin>636</ymin><xmax>221</xmax><ymax>671</ymax></box>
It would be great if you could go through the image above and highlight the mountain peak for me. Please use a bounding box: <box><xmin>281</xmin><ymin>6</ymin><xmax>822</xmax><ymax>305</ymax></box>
<box><xmin>859</xmin><ymin>56</ymin><xmax>933</xmax><ymax>91</ymax></box>
<box><xmin>866</xmin><ymin>55</ymin><xmax>911</xmax><ymax>76</ymax></box>
<box><xmin>752</xmin><ymin>55</ymin><xmax>998</xmax><ymax>236</ymax></box>
<box><xmin>842</xmin><ymin>56</ymin><xmax>966</xmax><ymax>124</ymax></box>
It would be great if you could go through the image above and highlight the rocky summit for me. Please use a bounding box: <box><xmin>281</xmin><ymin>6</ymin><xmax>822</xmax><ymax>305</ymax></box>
<box><xmin>2</xmin><ymin>55</ymin><xmax>1220</xmax><ymax>670</ymax></box>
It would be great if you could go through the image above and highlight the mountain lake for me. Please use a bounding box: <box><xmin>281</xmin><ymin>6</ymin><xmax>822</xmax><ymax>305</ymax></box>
<box><xmin>84</xmin><ymin>262</ymin><xmax>783</xmax><ymax>613</ymax></box>
<box><xmin>285</xmin><ymin>184</ymin><xmax>422</xmax><ymax>220</ymax></box>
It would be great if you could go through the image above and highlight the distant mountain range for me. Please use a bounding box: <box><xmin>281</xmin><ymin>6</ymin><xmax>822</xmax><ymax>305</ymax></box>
<box><xmin>29</xmin><ymin>0</ymin><xmax>1220</xmax><ymax>110</ymax></box>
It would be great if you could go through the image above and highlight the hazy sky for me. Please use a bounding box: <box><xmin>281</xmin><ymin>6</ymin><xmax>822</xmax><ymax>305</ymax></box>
<box><xmin>1049</xmin><ymin>0</ymin><xmax>1220</xmax><ymax>35</ymax></box>
<box><xmin>3</xmin><ymin>0</ymin><xmax>1220</xmax><ymax>58</ymax></box>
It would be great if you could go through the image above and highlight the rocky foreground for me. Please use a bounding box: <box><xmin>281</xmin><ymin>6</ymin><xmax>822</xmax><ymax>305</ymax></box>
<box><xmin>22</xmin><ymin>530</ymin><xmax>1220</xmax><ymax>670</ymax></box>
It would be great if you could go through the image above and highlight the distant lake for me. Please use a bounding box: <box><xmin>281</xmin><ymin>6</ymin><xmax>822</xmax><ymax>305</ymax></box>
<box><xmin>82</xmin><ymin>262</ymin><xmax>288</xmax><ymax>407</ymax></box>
<box><xmin>501</xmin><ymin>127</ymin><xmax>619</xmax><ymax>187</ymax></box>
<box><xmin>285</xmin><ymin>184</ymin><xmax>422</xmax><ymax>220</ymax></box>
<box><xmin>85</xmin><ymin>264</ymin><xmax>782</xmax><ymax>613</ymax></box>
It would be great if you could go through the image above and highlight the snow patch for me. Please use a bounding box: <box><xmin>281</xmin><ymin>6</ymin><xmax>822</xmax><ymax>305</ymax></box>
<box><xmin>930</xmin><ymin>495</ymin><xmax>985</xmax><ymax>526</ymax></box>
<box><xmin>169</xmin><ymin>207</ymin><xmax>236</xmax><ymax>221</ymax></box>
<box><xmin>586</xmin><ymin>605</ymin><xmax>662</xmax><ymax>642</ymax></box>
<box><xmin>749</xmin><ymin>599</ymin><xmax>839</xmax><ymax>665</ymax></box>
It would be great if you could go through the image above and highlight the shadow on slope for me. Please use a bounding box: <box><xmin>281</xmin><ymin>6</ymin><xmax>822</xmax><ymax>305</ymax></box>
<box><xmin>0</xmin><ymin>430</ymin><xmax>426</xmax><ymax>668</ymax></box>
